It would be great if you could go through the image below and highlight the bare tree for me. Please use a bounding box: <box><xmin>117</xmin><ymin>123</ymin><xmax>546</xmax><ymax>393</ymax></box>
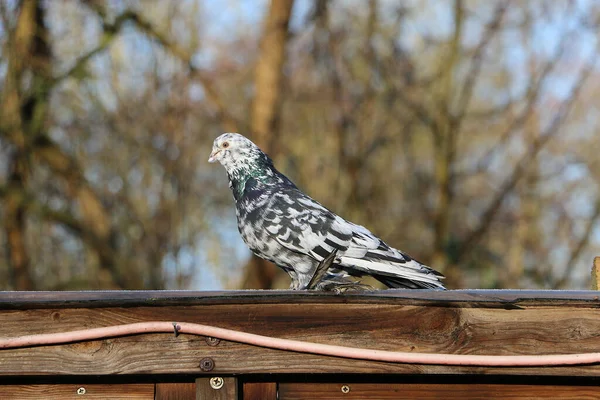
<box><xmin>1</xmin><ymin>0</ymin><xmax>599</xmax><ymax>291</ymax></box>
<box><xmin>241</xmin><ymin>0</ymin><xmax>295</xmax><ymax>289</ymax></box>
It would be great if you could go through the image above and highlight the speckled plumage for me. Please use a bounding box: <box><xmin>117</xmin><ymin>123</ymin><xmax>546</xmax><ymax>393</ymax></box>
<box><xmin>209</xmin><ymin>133</ymin><xmax>445</xmax><ymax>290</ymax></box>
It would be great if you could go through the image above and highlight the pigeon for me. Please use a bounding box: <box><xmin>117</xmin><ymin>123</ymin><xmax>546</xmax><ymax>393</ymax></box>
<box><xmin>208</xmin><ymin>133</ymin><xmax>445</xmax><ymax>290</ymax></box>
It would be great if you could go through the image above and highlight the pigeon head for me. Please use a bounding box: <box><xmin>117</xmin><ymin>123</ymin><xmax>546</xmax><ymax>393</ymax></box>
<box><xmin>208</xmin><ymin>133</ymin><xmax>273</xmax><ymax>178</ymax></box>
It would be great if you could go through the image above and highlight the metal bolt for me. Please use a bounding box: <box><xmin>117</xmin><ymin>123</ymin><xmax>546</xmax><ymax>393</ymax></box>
<box><xmin>200</xmin><ymin>357</ymin><xmax>215</xmax><ymax>372</ymax></box>
<box><xmin>205</xmin><ymin>337</ymin><xmax>221</xmax><ymax>346</ymax></box>
<box><xmin>210</xmin><ymin>377</ymin><xmax>224</xmax><ymax>390</ymax></box>
<box><xmin>76</xmin><ymin>387</ymin><xmax>86</xmax><ymax>395</ymax></box>
<box><xmin>341</xmin><ymin>385</ymin><xmax>350</xmax><ymax>394</ymax></box>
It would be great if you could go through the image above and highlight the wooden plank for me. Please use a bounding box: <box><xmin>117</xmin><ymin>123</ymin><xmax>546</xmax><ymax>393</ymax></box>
<box><xmin>242</xmin><ymin>382</ymin><xmax>277</xmax><ymax>400</ymax></box>
<box><xmin>1</xmin><ymin>302</ymin><xmax>600</xmax><ymax>376</ymax></box>
<box><xmin>1</xmin><ymin>290</ymin><xmax>600</xmax><ymax>310</ymax></box>
<box><xmin>155</xmin><ymin>383</ymin><xmax>195</xmax><ymax>400</ymax></box>
<box><xmin>0</xmin><ymin>384</ymin><xmax>153</xmax><ymax>399</ymax></box>
<box><xmin>196</xmin><ymin>377</ymin><xmax>237</xmax><ymax>400</ymax></box>
<box><xmin>278</xmin><ymin>383</ymin><xmax>600</xmax><ymax>399</ymax></box>
<box><xmin>592</xmin><ymin>257</ymin><xmax>600</xmax><ymax>290</ymax></box>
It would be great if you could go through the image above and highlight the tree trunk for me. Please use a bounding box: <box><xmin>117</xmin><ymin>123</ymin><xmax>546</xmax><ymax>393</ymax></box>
<box><xmin>5</xmin><ymin>153</ymin><xmax>33</xmax><ymax>290</ymax></box>
<box><xmin>250</xmin><ymin>0</ymin><xmax>295</xmax><ymax>152</ymax></box>
<box><xmin>430</xmin><ymin>0</ymin><xmax>463</xmax><ymax>286</ymax></box>
<box><xmin>1</xmin><ymin>0</ymin><xmax>43</xmax><ymax>290</ymax></box>
<box><xmin>1</xmin><ymin>0</ymin><xmax>126</xmax><ymax>289</ymax></box>
<box><xmin>241</xmin><ymin>0</ymin><xmax>295</xmax><ymax>289</ymax></box>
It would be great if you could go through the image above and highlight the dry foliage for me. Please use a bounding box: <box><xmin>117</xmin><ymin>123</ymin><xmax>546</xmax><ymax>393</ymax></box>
<box><xmin>0</xmin><ymin>0</ymin><xmax>599</xmax><ymax>290</ymax></box>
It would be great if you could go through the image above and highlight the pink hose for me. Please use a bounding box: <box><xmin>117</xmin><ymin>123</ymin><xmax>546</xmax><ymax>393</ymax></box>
<box><xmin>1</xmin><ymin>321</ymin><xmax>599</xmax><ymax>366</ymax></box>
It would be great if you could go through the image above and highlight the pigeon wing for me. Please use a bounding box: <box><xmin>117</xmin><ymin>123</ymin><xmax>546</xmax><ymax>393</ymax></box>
<box><xmin>262</xmin><ymin>189</ymin><xmax>445</xmax><ymax>289</ymax></box>
<box><xmin>263</xmin><ymin>190</ymin><xmax>353</xmax><ymax>261</ymax></box>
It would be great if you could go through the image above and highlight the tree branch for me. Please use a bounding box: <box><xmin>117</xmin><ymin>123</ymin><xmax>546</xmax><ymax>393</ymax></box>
<box><xmin>466</xmin><ymin>26</ymin><xmax>574</xmax><ymax>176</ymax></box>
<box><xmin>51</xmin><ymin>11</ymin><xmax>136</xmax><ymax>85</ymax></box>
<box><xmin>454</xmin><ymin>2</ymin><xmax>507</xmax><ymax>122</ymax></box>
<box><xmin>455</xmin><ymin>44</ymin><xmax>598</xmax><ymax>263</ymax></box>
<box><xmin>126</xmin><ymin>11</ymin><xmax>240</xmax><ymax>132</ymax></box>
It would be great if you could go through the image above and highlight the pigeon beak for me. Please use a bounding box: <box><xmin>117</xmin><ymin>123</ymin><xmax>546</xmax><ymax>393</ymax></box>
<box><xmin>208</xmin><ymin>149</ymin><xmax>221</xmax><ymax>163</ymax></box>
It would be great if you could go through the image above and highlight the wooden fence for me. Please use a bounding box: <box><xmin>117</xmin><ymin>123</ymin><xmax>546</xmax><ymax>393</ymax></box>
<box><xmin>0</xmin><ymin>289</ymin><xmax>599</xmax><ymax>399</ymax></box>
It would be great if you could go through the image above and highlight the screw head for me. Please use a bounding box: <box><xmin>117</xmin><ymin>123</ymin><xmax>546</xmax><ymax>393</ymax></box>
<box><xmin>200</xmin><ymin>357</ymin><xmax>215</xmax><ymax>372</ymax></box>
<box><xmin>76</xmin><ymin>387</ymin><xmax>86</xmax><ymax>395</ymax></box>
<box><xmin>205</xmin><ymin>337</ymin><xmax>221</xmax><ymax>346</ymax></box>
<box><xmin>341</xmin><ymin>385</ymin><xmax>350</xmax><ymax>393</ymax></box>
<box><xmin>210</xmin><ymin>376</ymin><xmax>224</xmax><ymax>390</ymax></box>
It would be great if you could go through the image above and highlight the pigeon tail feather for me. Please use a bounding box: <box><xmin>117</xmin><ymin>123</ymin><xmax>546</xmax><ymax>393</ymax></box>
<box><xmin>338</xmin><ymin>256</ymin><xmax>446</xmax><ymax>290</ymax></box>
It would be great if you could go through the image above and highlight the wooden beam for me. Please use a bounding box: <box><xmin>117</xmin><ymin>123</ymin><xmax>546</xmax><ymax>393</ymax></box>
<box><xmin>278</xmin><ymin>383</ymin><xmax>600</xmax><ymax>399</ymax></box>
<box><xmin>0</xmin><ymin>293</ymin><xmax>599</xmax><ymax>377</ymax></box>
<box><xmin>196</xmin><ymin>377</ymin><xmax>237</xmax><ymax>400</ymax></box>
<box><xmin>592</xmin><ymin>257</ymin><xmax>600</xmax><ymax>290</ymax></box>
<box><xmin>1</xmin><ymin>290</ymin><xmax>600</xmax><ymax>309</ymax></box>
<box><xmin>0</xmin><ymin>384</ymin><xmax>153</xmax><ymax>399</ymax></box>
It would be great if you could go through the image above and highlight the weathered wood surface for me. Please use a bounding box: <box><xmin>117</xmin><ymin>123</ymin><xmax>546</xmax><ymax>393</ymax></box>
<box><xmin>278</xmin><ymin>383</ymin><xmax>600</xmax><ymax>399</ymax></box>
<box><xmin>196</xmin><ymin>377</ymin><xmax>238</xmax><ymax>400</ymax></box>
<box><xmin>0</xmin><ymin>291</ymin><xmax>599</xmax><ymax>377</ymax></box>
<box><xmin>593</xmin><ymin>257</ymin><xmax>600</xmax><ymax>290</ymax></box>
<box><xmin>242</xmin><ymin>382</ymin><xmax>277</xmax><ymax>400</ymax></box>
<box><xmin>0</xmin><ymin>384</ymin><xmax>154</xmax><ymax>399</ymax></box>
<box><xmin>155</xmin><ymin>383</ymin><xmax>196</xmax><ymax>400</ymax></box>
<box><xmin>1</xmin><ymin>290</ymin><xmax>600</xmax><ymax>309</ymax></box>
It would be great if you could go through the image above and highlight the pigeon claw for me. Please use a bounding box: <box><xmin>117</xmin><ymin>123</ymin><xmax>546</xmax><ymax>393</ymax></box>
<box><xmin>329</xmin><ymin>282</ymin><xmax>375</xmax><ymax>294</ymax></box>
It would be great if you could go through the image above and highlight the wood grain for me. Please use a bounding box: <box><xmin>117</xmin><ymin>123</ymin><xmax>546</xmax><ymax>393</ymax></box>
<box><xmin>593</xmin><ymin>257</ymin><xmax>600</xmax><ymax>290</ymax></box>
<box><xmin>0</xmin><ymin>292</ymin><xmax>600</xmax><ymax>376</ymax></box>
<box><xmin>243</xmin><ymin>382</ymin><xmax>277</xmax><ymax>400</ymax></box>
<box><xmin>278</xmin><ymin>383</ymin><xmax>600</xmax><ymax>399</ymax></box>
<box><xmin>155</xmin><ymin>383</ymin><xmax>195</xmax><ymax>400</ymax></box>
<box><xmin>0</xmin><ymin>384</ymin><xmax>153</xmax><ymax>399</ymax></box>
<box><xmin>1</xmin><ymin>290</ymin><xmax>600</xmax><ymax>309</ymax></box>
<box><xmin>196</xmin><ymin>377</ymin><xmax>237</xmax><ymax>400</ymax></box>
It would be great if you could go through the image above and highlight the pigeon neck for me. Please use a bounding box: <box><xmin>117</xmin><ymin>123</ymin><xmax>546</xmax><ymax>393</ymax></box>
<box><xmin>226</xmin><ymin>155</ymin><xmax>275</xmax><ymax>200</ymax></box>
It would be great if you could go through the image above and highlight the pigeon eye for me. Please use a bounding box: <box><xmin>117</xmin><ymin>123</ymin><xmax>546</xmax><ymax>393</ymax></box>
<box><xmin>222</xmin><ymin>142</ymin><xmax>230</xmax><ymax>149</ymax></box>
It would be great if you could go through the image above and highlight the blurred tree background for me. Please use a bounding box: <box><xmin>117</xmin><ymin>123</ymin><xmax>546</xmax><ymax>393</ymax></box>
<box><xmin>0</xmin><ymin>0</ymin><xmax>599</xmax><ymax>291</ymax></box>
